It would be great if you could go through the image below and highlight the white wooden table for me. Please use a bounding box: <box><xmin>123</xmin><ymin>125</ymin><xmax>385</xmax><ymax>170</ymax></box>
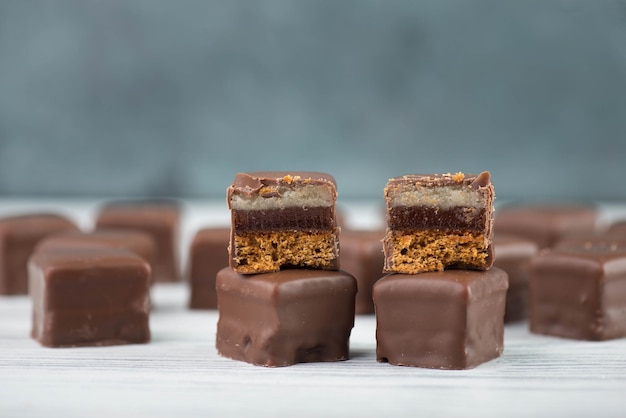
<box><xmin>1</xmin><ymin>199</ymin><xmax>625</xmax><ymax>417</ymax></box>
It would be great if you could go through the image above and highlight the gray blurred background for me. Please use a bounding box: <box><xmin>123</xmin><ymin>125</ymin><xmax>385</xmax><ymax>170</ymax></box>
<box><xmin>0</xmin><ymin>0</ymin><xmax>625</xmax><ymax>201</ymax></box>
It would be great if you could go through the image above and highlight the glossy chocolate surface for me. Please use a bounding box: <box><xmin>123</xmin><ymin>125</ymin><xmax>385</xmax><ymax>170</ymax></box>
<box><xmin>95</xmin><ymin>202</ymin><xmax>180</xmax><ymax>282</ymax></box>
<box><xmin>385</xmin><ymin>171</ymin><xmax>492</xmax><ymax>189</ymax></box>
<box><xmin>493</xmin><ymin>234</ymin><xmax>539</xmax><ymax>322</ymax></box>
<box><xmin>0</xmin><ymin>214</ymin><xmax>79</xmax><ymax>295</ymax></box>
<box><xmin>339</xmin><ymin>229</ymin><xmax>385</xmax><ymax>314</ymax></box>
<box><xmin>188</xmin><ymin>227</ymin><xmax>230</xmax><ymax>309</ymax></box>
<box><xmin>216</xmin><ymin>267</ymin><xmax>356</xmax><ymax>367</ymax></box>
<box><xmin>373</xmin><ymin>268</ymin><xmax>508</xmax><ymax>369</ymax></box>
<box><xmin>29</xmin><ymin>248</ymin><xmax>151</xmax><ymax>347</ymax></box>
<box><xmin>227</xmin><ymin>171</ymin><xmax>337</xmax><ymax>201</ymax></box>
<box><xmin>529</xmin><ymin>245</ymin><xmax>626</xmax><ymax>340</ymax></box>
<box><xmin>36</xmin><ymin>229</ymin><xmax>156</xmax><ymax>284</ymax></box>
<box><xmin>494</xmin><ymin>204</ymin><xmax>598</xmax><ymax>249</ymax></box>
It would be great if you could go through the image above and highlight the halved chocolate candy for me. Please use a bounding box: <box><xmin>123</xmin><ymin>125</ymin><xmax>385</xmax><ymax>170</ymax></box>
<box><xmin>383</xmin><ymin>172</ymin><xmax>494</xmax><ymax>274</ymax></box>
<box><xmin>227</xmin><ymin>172</ymin><xmax>339</xmax><ymax>274</ymax></box>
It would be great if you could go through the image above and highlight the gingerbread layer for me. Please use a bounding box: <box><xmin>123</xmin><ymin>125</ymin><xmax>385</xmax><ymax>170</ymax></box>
<box><xmin>231</xmin><ymin>230</ymin><xmax>339</xmax><ymax>274</ymax></box>
<box><xmin>383</xmin><ymin>230</ymin><xmax>492</xmax><ymax>274</ymax></box>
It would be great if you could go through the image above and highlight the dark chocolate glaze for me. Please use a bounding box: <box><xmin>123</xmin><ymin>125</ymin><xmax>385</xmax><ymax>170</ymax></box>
<box><xmin>29</xmin><ymin>248</ymin><xmax>151</xmax><ymax>347</ymax></box>
<box><xmin>0</xmin><ymin>214</ymin><xmax>79</xmax><ymax>295</ymax></box>
<box><xmin>373</xmin><ymin>268</ymin><xmax>508</xmax><ymax>369</ymax></box>
<box><xmin>232</xmin><ymin>207</ymin><xmax>335</xmax><ymax>232</ymax></box>
<box><xmin>529</xmin><ymin>247</ymin><xmax>626</xmax><ymax>340</ymax></box>
<box><xmin>216</xmin><ymin>267</ymin><xmax>356</xmax><ymax>367</ymax></box>
<box><xmin>388</xmin><ymin>206</ymin><xmax>487</xmax><ymax>231</ymax></box>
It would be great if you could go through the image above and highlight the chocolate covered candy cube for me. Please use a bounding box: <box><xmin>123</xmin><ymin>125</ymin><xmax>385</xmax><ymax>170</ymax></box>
<box><xmin>36</xmin><ymin>229</ymin><xmax>156</xmax><ymax>284</ymax></box>
<box><xmin>373</xmin><ymin>268</ymin><xmax>508</xmax><ymax>369</ymax></box>
<box><xmin>529</xmin><ymin>244</ymin><xmax>626</xmax><ymax>341</ymax></box>
<box><xmin>495</xmin><ymin>204</ymin><xmax>598</xmax><ymax>249</ymax></box>
<box><xmin>227</xmin><ymin>172</ymin><xmax>339</xmax><ymax>274</ymax></box>
<box><xmin>95</xmin><ymin>201</ymin><xmax>180</xmax><ymax>282</ymax></box>
<box><xmin>339</xmin><ymin>229</ymin><xmax>384</xmax><ymax>314</ymax></box>
<box><xmin>0</xmin><ymin>214</ymin><xmax>79</xmax><ymax>295</ymax></box>
<box><xmin>216</xmin><ymin>268</ymin><xmax>356</xmax><ymax>367</ymax></box>
<box><xmin>188</xmin><ymin>227</ymin><xmax>230</xmax><ymax>309</ymax></box>
<box><xmin>383</xmin><ymin>172</ymin><xmax>495</xmax><ymax>274</ymax></box>
<box><xmin>29</xmin><ymin>248</ymin><xmax>151</xmax><ymax>347</ymax></box>
<box><xmin>493</xmin><ymin>234</ymin><xmax>539</xmax><ymax>322</ymax></box>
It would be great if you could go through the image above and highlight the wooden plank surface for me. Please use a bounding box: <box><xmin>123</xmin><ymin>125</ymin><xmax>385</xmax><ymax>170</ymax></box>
<box><xmin>1</xmin><ymin>199</ymin><xmax>626</xmax><ymax>417</ymax></box>
<box><xmin>2</xmin><ymin>283</ymin><xmax>626</xmax><ymax>418</ymax></box>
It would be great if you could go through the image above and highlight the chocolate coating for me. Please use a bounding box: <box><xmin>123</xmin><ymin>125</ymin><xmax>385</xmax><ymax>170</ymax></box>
<box><xmin>95</xmin><ymin>201</ymin><xmax>180</xmax><ymax>282</ymax></box>
<box><xmin>339</xmin><ymin>229</ymin><xmax>385</xmax><ymax>314</ymax></box>
<box><xmin>493</xmin><ymin>234</ymin><xmax>539</xmax><ymax>322</ymax></box>
<box><xmin>373</xmin><ymin>268</ymin><xmax>508</xmax><ymax>369</ymax></box>
<box><xmin>188</xmin><ymin>227</ymin><xmax>230</xmax><ymax>309</ymax></box>
<box><xmin>494</xmin><ymin>204</ymin><xmax>598</xmax><ymax>249</ymax></box>
<box><xmin>385</xmin><ymin>171</ymin><xmax>492</xmax><ymax>189</ymax></box>
<box><xmin>29</xmin><ymin>248</ymin><xmax>151</xmax><ymax>347</ymax></box>
<box><xmin>0</xmin><ymin>214</ymin><xmax>79</xmax><ymax>295</ymax></box>
<box><xmin>216</xmin><ymin>267</ymin><xmax>356</xmax><ymax>367</ymax></box>
<box><xmin>227</xmin><ymin>171</ymin><xmax>337</xmax><ymax>202</ymax></box>
<box><xmin>529</xmin><ymin>246</ymin><xmax>626</xmax><ymax>340</ymax></box>
<box><xmin>35</xmin><ymin>230</ymin><xmax>156</xmax><ymax>284</ymax></box>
